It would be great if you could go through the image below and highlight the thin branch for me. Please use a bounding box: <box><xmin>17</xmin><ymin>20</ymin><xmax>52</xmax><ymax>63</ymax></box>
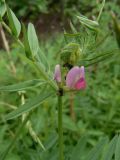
<box><xmin>0</xmin><ymin>24</ymin><xmax>16</xmax><ymax>75</ymax></box>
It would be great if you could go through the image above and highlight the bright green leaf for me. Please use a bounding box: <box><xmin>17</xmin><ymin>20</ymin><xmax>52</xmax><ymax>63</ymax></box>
<box><xmin>22</xmin><ymin>23</ymin><xmax>32</xmax><ymax>59</ymax></box>
<box><xmin>0</xmin><ymin>1</ymin><xmax>6</xmax><ymax>19</ymax></box>
<box><xmin>7</xmin><ymin>6</ymin><xmax>21</xmax><ymax>37</ymax></box>
<box><xmin>27</xmin><ymin>23</ymin><xmax>39</xmax><ymax>57</ymax></box>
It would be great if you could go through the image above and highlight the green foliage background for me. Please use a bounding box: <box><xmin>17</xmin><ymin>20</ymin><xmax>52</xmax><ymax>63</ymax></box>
<box><xmin>0</xmin><ymin>0</ymin><xmax>120</xmax><ymax>159</ymax></box>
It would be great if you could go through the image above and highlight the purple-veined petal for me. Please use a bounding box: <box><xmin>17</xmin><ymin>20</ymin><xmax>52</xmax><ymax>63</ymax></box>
<box><xmin>66</xmin><ymin>66</ymin><xmax>86</xmax><ymax>90</ymax></box>
<box><xmin>54</xmin><ymin>64</ymin><xmax>61</xmax><ymax>82</ymax></box>
<box><xmin>66</xmin><ymin>66</ymin><xmax>81</xmax><ymax>88</ymax></box>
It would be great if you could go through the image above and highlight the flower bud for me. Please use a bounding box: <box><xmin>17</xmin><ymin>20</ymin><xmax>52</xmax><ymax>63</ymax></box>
<box><xmin>60</xmin><ymin>43</ymin><xmax>82</xmax><ymax>67</ymax></box>
<box><xmin>54</xmin><ymin>64</ymin><xmax>61</xmax><ymax>83</ymax></box>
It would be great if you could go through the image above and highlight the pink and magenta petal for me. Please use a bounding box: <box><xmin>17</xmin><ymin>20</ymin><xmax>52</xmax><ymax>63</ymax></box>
<box><xmin>66</xmin><ymin>66</ymin><xmax>81</xmax><ymax>88</ymax></box>
<box><xmin>74</xmin><ymin>77</ymin><xmax>86</xmax><ymax>90</ymax></box>
<box><xmin>66</xmin><ymin>66</ymin><xmax>86</xmax><ymax>90</ymax></box>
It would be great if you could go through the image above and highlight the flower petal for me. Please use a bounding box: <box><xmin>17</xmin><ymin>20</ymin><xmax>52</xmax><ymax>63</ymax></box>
<box><xmin>75</xmin><ymin>77</ymin><xmax>86</xmax><ymax>90</ymax></box>
<box><xmin>66</xmin><ymin>66</ymin><xmax>86</xmax><ymax>90</ymax></box>
<box><xmin>66</xmin><ymin>66</ymin><xmax>81</xmax><ymax>88</ymax></box>
<box><xmin>54</xmin><ymin>64</ymin><xmax>61</xmax><ymax>82</ymax></box>
<box><xmin>80</xmin><ymin>66</ymin><xmax>85</xmax><ymax>78</ymax></box>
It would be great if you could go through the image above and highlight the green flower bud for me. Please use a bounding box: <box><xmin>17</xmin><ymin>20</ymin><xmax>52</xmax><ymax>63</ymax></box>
<box><xmin>60</xmin><ymin>43</ymin><xmax>82</xmax><ymax>68</ymax></box>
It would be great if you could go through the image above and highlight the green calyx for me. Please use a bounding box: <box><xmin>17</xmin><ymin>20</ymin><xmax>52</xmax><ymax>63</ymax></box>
<box><xmin>60</xmin><ymin>43</ymin><xmax>82</xmax><ymax>67</ymax></box>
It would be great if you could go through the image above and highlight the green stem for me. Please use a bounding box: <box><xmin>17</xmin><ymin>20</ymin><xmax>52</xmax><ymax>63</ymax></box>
<box><xmin>58</xmin><ymin>94</ymin><xmax>64</xmax><ymax>160</ymax></box>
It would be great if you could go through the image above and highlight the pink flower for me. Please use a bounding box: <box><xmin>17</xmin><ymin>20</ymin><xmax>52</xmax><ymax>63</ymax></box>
<box><xmin>66</xmin><ymin>66</ymin><xmax>86</xmax><ymax>90</ymax></box>
<box><xmin>54</xmin><ymin>64</ymin><xmax>61</xmax><ymax>83</ymax></box>
<box><xmin>54</xmin><ymin>65</ymin><xmax>86</xmax><ymax>90</ymax></box>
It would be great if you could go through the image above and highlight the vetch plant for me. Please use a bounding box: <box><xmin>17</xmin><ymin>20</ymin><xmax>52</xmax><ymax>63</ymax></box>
<box><xmin>54</xmin><ymin>64</ymin><xmax>86</xmax><ymax>160</ymax></box>
<box><xmin>0</xmin><ymin>0</ymin><xmax>120</xmax><ymax>160</ymax></box>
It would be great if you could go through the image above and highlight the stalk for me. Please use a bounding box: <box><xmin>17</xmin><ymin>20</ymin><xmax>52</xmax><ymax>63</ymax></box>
<box><xmin>58</xmin><ymin>91</ymin><xmax>64</xmax><ymax>160</ymax></box>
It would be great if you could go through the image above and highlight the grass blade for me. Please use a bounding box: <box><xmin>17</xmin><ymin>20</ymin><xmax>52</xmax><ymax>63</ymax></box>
<box><xmin>85</xmin><ymin>137</ymin><xmax>108</xmax><ymax>160</ymax></box>
<box><xmin>71</xmin><ymin>135</ymin><xmax>88</xmax><ymax>160</ymax></box>
<box><xmin>115</xmin><ymin>135</ymin><xmax>120</xmax><ymax>160</ymax></box>
<box><xmin>5</xmin><ymin>91</ymin><xmax>54</xmax><ymax>120</ymax></box>
<box><xmin>0</xmin><ymin>79</ymin><xmax>46</xmax><ymax>91</ymax></box>
<box><xmin>102</xmin><ymin>135</ymin><xmax>118</xmax><ymax>160</ymax></box>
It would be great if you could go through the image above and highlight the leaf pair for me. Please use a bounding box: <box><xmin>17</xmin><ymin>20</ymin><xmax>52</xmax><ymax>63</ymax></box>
<box><xmin>6</xmin><ymin>5</ymin><xmax>49</xmax><ymax>73</ymax></box>
<box><xmin>77</xmin><ymin>15</ymin><xmax>99</xmax><ymax>31</ymax></box>
<box><xmin>23</xmin><ymin>23</ymin><xmax>39</xmax><ymax>60</ymax></box>
<box><xmin>7</xmin><ymin>6</ymin><xmax>21</xmax><ymax>37</ymax></box>
<box><xmin>5</xmin><ymin>5</ymin><xmax>55</xmax><ymax>89</ymax></box>
<box><xmin>23</xmin><ymin>22</ymin><xmax>50</xmax><ymax>73</ymax></box>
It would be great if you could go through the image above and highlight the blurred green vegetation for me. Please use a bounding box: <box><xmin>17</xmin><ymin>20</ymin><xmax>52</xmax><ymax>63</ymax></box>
<box><xmin>6</xmin><ymin>0</ymin><xmax>120</xmax><ymax>20</ymax></box>
<box><xmin>0</xmin><ymin>0</ymin><xmax>120</xmax><ymax>159</ymax></box>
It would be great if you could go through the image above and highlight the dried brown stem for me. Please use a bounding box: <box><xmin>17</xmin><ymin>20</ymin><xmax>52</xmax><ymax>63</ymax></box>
<box><xmin>0</xmin><ymin>24</ymin><xmax>16</xmax><ymax>75</ymax></box>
